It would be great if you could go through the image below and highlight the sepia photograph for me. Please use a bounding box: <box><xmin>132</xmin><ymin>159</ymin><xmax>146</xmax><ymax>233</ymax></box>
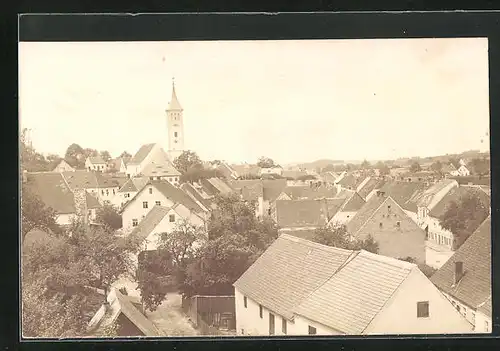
<box><xmin>19</xmin><ymin>37</ymin><xmax>491</xmax><ymax>338</ymax></box>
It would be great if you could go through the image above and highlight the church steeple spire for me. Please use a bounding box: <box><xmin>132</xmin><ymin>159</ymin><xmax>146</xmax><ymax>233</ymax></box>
<box><xmin>168</xmin><ymin>77</ymin><xmax>183</xmax><ymax>111</ymax></box>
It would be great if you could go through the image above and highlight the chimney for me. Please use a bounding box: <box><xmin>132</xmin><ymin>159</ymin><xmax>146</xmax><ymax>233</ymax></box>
<box><xmin>454</xmin><ymin>261</ymin><xmax>464</xmax><ymax>285</ymax></box>
<box><xmin>22</xmin><ymin>170</ymin><xmax>28</xmax><ymax>183</ymax></box>
<box><xmin>73</xmin><ymin>188</ymin><xmax>89</xmax><ymax>227</ymax></box>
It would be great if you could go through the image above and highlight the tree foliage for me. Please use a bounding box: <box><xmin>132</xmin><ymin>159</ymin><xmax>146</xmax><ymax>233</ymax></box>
<box><xmin>430</xmin><ymin>161</ymin><xmax>443</xmax><ymax>174</ymax></box>
<box><xmin>178</xmin><ymin>194</ymin><xmax>278</xmax><ymax>298</ymax></box>
<box><xmin>100</xmin><ymin>150</ymin><xmax>112</xmax><ymax>162</ymax></box>
<box><xmin>360</xmin><ymin>159</ymin><xmax>371</xmax><ymax>169</ymax></box>
<box><xmin>22</xmin><ymin>221</ymin><xmax>141</xmax><ymax>337</ymax></box>
<box><xmin>120</xmin><ymin>151</ymin><xmax>132</xmax><ymax>159</ymax></box>
<box><xmin>313</xmin><ymin>223</ymin><xmax>379</xmax><ymax>254</ymax></box>
<box><xmin>256</xmin><ymin>156</ymin><xmax>276</xmax><ymax>169</ymax></box>
<box><xmin>439</xmin><ymin>192</ymin><xmax>489</xmax><ymax>249</ymax></box>
<box><xmin>173</xmin><ymin>150</ymin><xmax>203</xmax><ymax>174</ymax></box>
<box><xmin>20</xmin><ymin>128</ymin><xmax>55</xmax><ymax>172</ymax></box>
<box><xmin>469</xmin><ymin>157</ymin><xmax>490</xmax><ymax>176</ymax></box>
<box><xmin>180</xmin><ymin>167</ymin><xmax>225</xmax><ymax>184</ymax></box>
<box><xmin>375</xmin><ymin>161</ymin><xmax>390</xmax><ymax>176</ymax></box>
<box><xmin>409</xmin><ymin>162</ymin><xmax>422</xmax><ymax>173</ymax></box>
<box><xmin>21</xmin><ymin>183</ymin><xmax>63</xmax><ymax>242</ymax></box>
<box><xmin>95</xmin><ymin>203</ymin><xmax>123</xmax><ymax>230</ymax></box>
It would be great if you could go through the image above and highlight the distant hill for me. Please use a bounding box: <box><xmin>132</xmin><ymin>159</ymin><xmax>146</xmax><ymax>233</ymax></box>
<box><xmin>282</xmin><ymin>159</ymin><xmax>346</xmax><ymax>171</ymax></box>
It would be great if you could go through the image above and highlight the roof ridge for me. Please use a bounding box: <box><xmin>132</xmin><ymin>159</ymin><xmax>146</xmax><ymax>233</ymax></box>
<box><xmin>358</xmin><ymin>249</ymin><xmax>416</xmax><ymax>270</ymax></box>
<box><xmin>279</xmin><ymin>234</ymin><xmax>353</xmax><ymax>254</ymax></box>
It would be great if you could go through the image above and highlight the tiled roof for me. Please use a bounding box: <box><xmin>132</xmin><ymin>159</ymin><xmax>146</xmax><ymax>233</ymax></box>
<box><xmin>118</xmin><ymin>177</ymin><xmax>148</xmax><ymax>193</ymax></box>
<box><xmin>281</xmin><ymin>185</ymin><xmax>337</xmax><ymax>200</ymax></box>
<box><xmin>88</xmin><ymin>156</ymin><xmax>106</xmax><ymax>164</ymax></box>
<box><xmin>180</xmin><ymin>183</ymin><xmax>212</xmax><ymax>209</ymax></box>
<box><xmin>207</xmin><ymin>178</ymin><xmax>233</xmax><ymax>194</ymax></box>
<box><xmin>346</xmin><ymin>194</ymin><xmax>389</xmax><ymax>235</ymax></box>
<box><xmin>294</xmin><ymin>250</ymin><xmax>414</xmax><ymax>334</ymax></box>
<box><xmin>231</xmin><ymin>164</ymin><xmax>261</xmax><ymax>177</ymax></box>
<box><xmin>336</xmin><ymin>189</ymin><xmax>355</xmax><ymax>199</ymax></box>
<box><xmin>357</xmin><ymin>178</ymin><xmax>386</xmax><ymax>200</ymax></box>
<box><xmin>129</xmin><ymin>205</ymin><xmax>172</xmax><ymax>242</ymax></box>
<box><xmin>326</xmin><ymin>198</ymin><xmax>347</xmax><ymax>219</ymax></box>
<box><xmin>413</xmin><ymin>179</ymin><xmax>458</xmax><ymax>208</ymax></box>
<box><xmin>262</xmin><ymin>179</ymin><xmax>288</xmax><ymax>201</ymax></box>
<box><xmin>337</xmin><ymin>174</ymin><xmax>359</xmax><ymax>188</ymax></box>
<box><xmin>278</xmin><ymin>228</ymin><xmax>318</xmax><ymax>241</ymax></box>
<box><xmin>341</xmin><ymin>192</ymin><xmax>366</xmax><ymax>212</ymax></box>
<box><xmin>233</xmin><ymin>234</ymin><xmax>354</xmax><ymax>320</ymax></box>
<box><xmin>94</xmin><ymin>172</ymin><xmax>125</xmax><ymax>188</ymax></box>
<box><xmin>275</xmin><ymin>200</ymin><xmax>328</xmax><ymax>228</ymax></box>
<box><xmin>62</xmin><ymin>171</ymin><xmax>99</xmax><ymax>189</ymax></box>
<box><xmin>378</xmin><ymin>181</ymin><xmax>428</xmax><ymax>212</ymax></box>
<box><xmin>141</xmin><ymin>161</ymin><xmax>181</xmax><ymax>178</ymax></box>
<box><xmin>230</xmin><ymin>179</ymin><xmax>262</xmax><ymax>190</ymax></box>
<box><xmin>478</xmin><ymin>296</ymin><xmax>492</xmax><ymax>317</ymax></box>
<box><xmin>26</xmin><ymin>172</ymin><xmax>76</xmax><ymax>214</ymax></box>
<box><xmin>429</xmin><ymin>186</ymin><xmax>490</xmax><ymax>219</ymax></box>
<box><xmin>151</xmin><ymin>180</ymin><xmax>204</xmax><ymax>214</ymax></box>
<box><xmin>200</xmin><ymin>178</ymin><xmax>220</xmax><ymax>196</ymax></box>
<box><xmin>128</xmin><ymin>143</ymin><xmax>156</xmax><ymax>165</ymax></box>
<box><xmin>430</xmin><ymin>217</ymin><xmax>491</xmax><ymax>310</ymax></box>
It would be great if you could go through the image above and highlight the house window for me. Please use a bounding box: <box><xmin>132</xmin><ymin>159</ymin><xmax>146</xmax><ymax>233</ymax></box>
<box><xmin>101</xmin><ymin>190</ymin><xmax>104</xmax><ymax>195</ymax></box>
<box><xmin>269</xmin><ymin>313</ymin><xmax>275</xmax><ymax>335</ymax></box>
<box><xmin>174</xmin><ymin>132</ymin><xmax>178</xmax><ymax>137</ymax></box>
<box><xmin>396</xmin><ymin>221</ymin><xmax>401</xmax><ymax>228</ymax></box>
<box><xmin>112</xmin><ymin>189</ymin><xmax>115</xmax><ymax>195</ymax></box>
<box><xmin>379</xmin><ymin>222</ymin><xmax>383</xmax><ymax>228</ymax></box>
<box><xmin>169</xmin><ymin>214</ymin><xmax>175</xmax><ymax>222</ymax></box>
<box><xmin>155</xmin><ymin>201</ymin><xmax>161</xmax><ymax>206</ymax></box>
<box><xmin>463</xmin><ymin>306</ymin><xmax>467</xmax><ymax>317</ymax></box>
<box><xmin>259</xmin><ymin>304</ymin><xmax>263</xmax><ymax>318</ymax></box>
<box><xmin>175</xmin><ymin>177</ymin><xmax>178</xmax><ymax>181</ymax></box>
<box><xmin>149</xmin><ymin>188</ymin><xmax>153</xmax><ymax>194</ymax></box>
<box><xmin>243</xmin><ymin>296</ymin><xmax>247</xmax><ymax>308</ymax></box>
<box><xmin>472</xmin><ymin>312</ymin><xmax>476</xmax><ymax>325</ymax></box>
<box><xmin>308</xmin><ymin>326</ymin><xmax>317</xmax><ymax>335</ymax></box>
<box><xmin>456</xmin><ymin>304</ymin><xmax>461</xmax><ymax>312</ymax></box>
<box><xmin>268</xmin><ymin>208</ymin><xmax>271</xmax><ymax>216</ymax></box>
<box><xmin>485</xmin><ymin>321</ymin><xmax>489</xmax><ymax>332</ymax></box>
<box><xmin>417</xmin><ymin>301</ymin><xmax>429</xmax><ymax>318</ymax></box>
<box><xmin>106</xmin><ymin>189</ymin><xmax>109</xmax><ymax>196</ymax></box>
<box><xmin>132</xmin><ymin>219</ymin><xmax>138</xmax><ymax>227</ymax></box>
<box><xmin>387</xmin><ymin>205</ymin><xmax>391</xmax><ymax>210</ymax></box>
<box><xmin>143</xmin><ymin>201</ymin><xmax>148</xmax><ymax>209</ymax></box>
<box><xmin>241</xmin><ymin>329</ymin><xmax>245</xmax><ymax>335</ymax></box>
<box><xmin>282</xmin><ymin>318</ymin><xmax>287</xmax><ymax>334</ymax></box>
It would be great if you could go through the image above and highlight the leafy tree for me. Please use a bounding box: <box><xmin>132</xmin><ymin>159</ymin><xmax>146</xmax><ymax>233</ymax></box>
<box><xmin>257</xmin><ymin>156</ymin><xmax>275</xmax><ymax>169</ymax></box>
<box><xmin>173</xmin><ymin>150</ymin><xmax>203</xmax><ymax>174</ymax></box>
<box><xmin>120</xmin><ymin>151</ymin><xmax>132</xmax><ymax>159</ymax></box>
<box><xmin>439</xmin><ymin>192</ymin><xmax>489</xmax><ymax>249</ymax></box>
<box><xmin>178</xmin><ymin>194</ymin><xmax>278</xmax><ymax>298</ymax></box>
<box><xmin>95</xmin><ymin>203</ymin><xmax>122</xmax><ymax>230</ymax></box>
<box><xmin>430</xmin><ymin>161</ymin><xmax>443</xmax><ymax>174</ymax></box>
<box><xmin>64</xmin><ymin>143</ymin><xmax>86</xmax><ymax>169</ymax></box>
<box><xmin>100</xmin><ymin>150</ymin><xmax>112</xmax><ymax>162</ymax></box>
<box><xmin>136</xmin><ymin>249</ymin><xmax>176</xmax><ymax>312</ymax></box>
<box><xmin>46</xmin><ymin>154</ymin><xmax>62</xmax><ymax>170</ymax></box>
<box><xmin>409</xmin><ymin>162</ymin><xmax>422</xmax><ymax>173</ymax></box>
<box><xmin>313</xmin><ymin>224</ymin><xmax>379</xmax><ymax>253</ymax></box>
<box><xmin>21</xmin><ymin>184</ymin><xmax>63</xmax><ymax>242</ymax></box>
<box><xmin>180</xmin><ymin>167</ymin><xmax>225</xmax><ymax>184</ymax></box>
<box><xmin>20</xmin><ymin>128</ymin><xmax>51</xmax><ymax>172</ymax></box>
<box><xmin>361</xmin><ymin>159</ymin><xmax>371</xmax><ymax>169</ymax></box>
<box><xmin>469</xmin><ymin>157</ymin><xmax>490</xmax><ymax>176</ymax></box>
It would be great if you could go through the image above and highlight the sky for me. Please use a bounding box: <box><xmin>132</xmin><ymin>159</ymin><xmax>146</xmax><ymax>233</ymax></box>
<box><xmin>19</xmin><ymin>38</ymin><xmax>490</xmax><ymax>165</ymax></box>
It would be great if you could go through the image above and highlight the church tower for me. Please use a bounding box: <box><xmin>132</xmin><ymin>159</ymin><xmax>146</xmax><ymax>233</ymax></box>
<box><xmin>166</xmin><ymin>79</ymin><xmax>184</xmax><ymax>161</ymax></box>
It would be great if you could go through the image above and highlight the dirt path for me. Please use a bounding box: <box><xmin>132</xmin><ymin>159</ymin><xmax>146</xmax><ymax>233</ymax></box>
<box><xmin>147</xmin><ymin>293</ymin><xmax>199</xmax><ymax>336</ymax></box>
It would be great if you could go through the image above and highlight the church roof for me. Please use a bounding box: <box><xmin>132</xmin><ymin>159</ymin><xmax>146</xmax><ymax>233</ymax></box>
<box><xmin>167</xmin><ymin>82</ymin><xmax>183</xmax><ymax>111</ymax></box>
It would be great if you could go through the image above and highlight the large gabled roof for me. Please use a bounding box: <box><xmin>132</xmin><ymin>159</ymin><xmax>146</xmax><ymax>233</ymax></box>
<box><xmin>87</xmin><ymin>156</ymin><xmax>106</xmax><ymax>165</ymax></box>
<box><xmin>129</xmin><ymin>205</ymin><xmax>172</xmax><ymax>242</ymax></box>
<box><xmin>429</xmin><ymin>186</ymin><xmax>490</xmax><ymax>219</ymax></box>
<box><xmin>62</xmin><ymin>170</ymin><xmax>99</xmax><ymax>189</ymax></box>
<box><xmin>346</xmin><ymin>194</ymin><xmax>389</xmax><ymax>235</ymax></box>
<box><xmin>378</xmin><ymin>181</ymin><xmax>428</xmax><ymax>212</ymax></box>
<box><xmin>141</xmin><ymin>160</ymin><xmax>181</xmax><ymax>177</ymax></box>
<box><xmin>128</xmin><ymin>143</ymin><xmax>156</xmax><ymax>165</ymax></box>
<box><xmin>25</xmin><ymin>172</ymin><xmax>76</xmax><ymax>214</ymax></box>
<box><xmin>233</xmin><ymin>234</ymin><xmax>354</xmax><ymax>320</ymax></box>
<box><xmin>430</xmin><ymin>217</ymin><xmax>491</xmax><ymax>312</ymax></box>
<box><xmin>294</xmin><ymin>250</ymin><xmax>415</xmax><ymax>334</ymax></box>
<box><xmin>275</xmin><ymin>199</ymin><xmax>328</xmax><ymax>228</ymax></box>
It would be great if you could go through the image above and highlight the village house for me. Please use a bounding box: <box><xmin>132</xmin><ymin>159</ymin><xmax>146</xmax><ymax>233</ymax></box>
<box><xmin>125</xmin><ymin>143</ymin><xmax>181</xmax><ymax>184</ymax></box>
<box><xmin>182</xmin><ymin>295</ymin><xmax>236</xmax><ymax>333</ymax></box>
<box><xmin>113</xmin><ymin>177</ymin><xmax>149</xmax><ymax>208</ymax></box>
<box><xmin>318</xmin><ymin>171</ymin><xmax>341</xmax><ymax>185</ymax></box>
<box><xmin>234</xmin><ymin>235</ymin><xmax>472</xmax><ymax>336</ymax></box>
<box><xmin>127</xmin><ymin>204</ymin><xmax>206</xmax><ymax>252</ymax></box>
<box><xmin>231</xmin><ymin>164</ymin><xmax>261</xmax><ymax>179</ymax></box>
<box><xmin>413</xmin><ymin>179</ymin><xmax>459</xmax><ymax>228</ymax></box>
<box><xmin>327</xmin><ymin>190</ymin><xmax>366</xmax><ymax>224</ymax></box>
<box><xmin>230</xmin><ymin>180</ymin><xmax>265</xmax><ymax>217</ymax></box>
<box><xmin>418</xmin><ymin>186</ymin><xmax>490</xmax><ymax>269</ymax></box>
<box><xmin>357</xmin><ymin>177</ymin><xmax>387</xmax><ymax>201</ymax></box>
<box><xmin>376</xmin><ymin>181</ymin><xmax>429</xmax><ymax>223</ymax></box>
<box><xmin>120</xmin><ymin>180</ymin><xmax>207</xmax><ymax>233</ymax></box>
<box><xmin>87</xmin><ymin>288</ymin><xmax>163</xmax><ymax>337</ymax></box>
<box><xmin>85</xmin><ymin>156</ymin><xmax>108</xmax><ymax>172</ymax></box>
<box><xmin>346</xmin><ymin>191</ymin><xmax>428</xmax><ymax>263</ymax></box>
<box><xmin>430</xmin><ymin>217</ymin><xmax>491</xmax><ymax>333</ymax></box>
<box><xmin>335</xmin><ymin>173</ymin><xmax>367</xmax><ymax>193</ymax></box>
<box><xmin>180</xmin><ymin>182</ymin><xmax>215</xmax><ymax>212</ymax></box>
<box><xmin>282</xmin><ymin>169</ymin><xmax>308</xmax><ymax>180</ymax></box>
<box><xmin>216</xmin><ymin>162</ymin><xmax>239</xmax><ymax>180</ymax></box>
<box><xmin>108</xmin><ymin>157</ymin><xmax>129</xmax><ymax>174</ymax></box>
<box><xmin>62</xmin><ymin>170</ymin><xmax>126</xmax><ymax>205</ymax></box>
<box><xmin>273</xmin><ymin>199</ymin><xmax>332</xmax><ymax>240</ymax></box>
<box><xmin>442</xmin><ymin>163</ymin><xmax>458</xmax><ymax>177</ymax></box>
<box><xmin>52</xmin><ymin>159</ymin><xmax>75</xmax><ymax>172</ymax></box>
<box><xmin>24</xmin><ymin>172</ymin><xmax>101</xmax><ymax>226</ymax></box>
